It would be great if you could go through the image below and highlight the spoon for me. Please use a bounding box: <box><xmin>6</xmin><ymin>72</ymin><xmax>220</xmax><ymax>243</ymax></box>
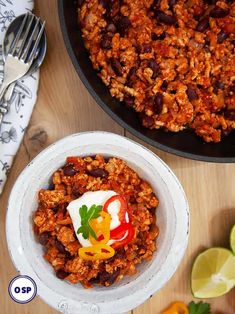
<box><xmin>2</xmin><ymin>13</ymin><xmax>47</xmax><ymax>103</ymax></box>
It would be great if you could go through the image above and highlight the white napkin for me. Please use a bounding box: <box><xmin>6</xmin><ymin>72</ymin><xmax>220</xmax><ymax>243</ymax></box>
<box><xmin>0</xmin><ymin>0</ymin><xmax>39</xmax><ymax>195</ymax></box>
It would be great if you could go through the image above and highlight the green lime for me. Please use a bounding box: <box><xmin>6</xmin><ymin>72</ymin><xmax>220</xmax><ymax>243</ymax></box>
<box><xmin>191</xmin><ymin>247</ymin><xmax>235</xmax><ymax>298</ymax></box>
<box><xmin>230</xmin><ymin>224</ymin><xmax>235</xmax><ymax>254</ymax></box>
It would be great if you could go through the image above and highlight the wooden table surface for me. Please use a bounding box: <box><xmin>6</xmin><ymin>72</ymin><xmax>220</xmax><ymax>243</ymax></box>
<box><xmin>0</xmin><ymin>0</ymin><xmax>235</xmax><ymax>313</ymax></box>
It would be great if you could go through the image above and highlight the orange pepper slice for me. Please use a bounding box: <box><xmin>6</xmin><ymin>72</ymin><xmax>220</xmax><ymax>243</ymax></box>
<box><xmin>89</xmin><ymin>211</ymin><xmax>111</xmax><ymax>245</ymax></box>
<box><xmin>162</xmin><ymin>302</ymin><xmax>189</xmax><ymax>314</ymax></box>
<box><xmin>79</xmin><ymin>243</ymin><xmax>115</xmax><ymax>260</ymax></box>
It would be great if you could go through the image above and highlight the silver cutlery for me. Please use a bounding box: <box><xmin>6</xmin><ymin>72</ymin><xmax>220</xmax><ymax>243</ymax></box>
<box><xmin>0</xmin><ymin>13</ymin><xmax>46</xmax><ymax>130</ymax></box>
<box><xmin>2</xmin><ymin>13</ymin><xmax>47</xmax><ymax>104</ymax></box>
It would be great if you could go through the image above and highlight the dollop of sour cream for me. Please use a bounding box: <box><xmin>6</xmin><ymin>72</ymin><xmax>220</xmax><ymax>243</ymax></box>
<box><xmin>67</xmin><ymin>190</ymin><xmax>129</xmax><ymax>247</ymax></box>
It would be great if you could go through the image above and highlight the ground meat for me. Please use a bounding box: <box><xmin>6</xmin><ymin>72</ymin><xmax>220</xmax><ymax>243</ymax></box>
<box><xmin>79</xmin><ymin>0</ymin><xmax>235</xmax><ymax>143</ymax></box>
<box><xmin>34</xmin><ymin>155</ymin><xmax>159</xmax><ymax>288</ymax></box>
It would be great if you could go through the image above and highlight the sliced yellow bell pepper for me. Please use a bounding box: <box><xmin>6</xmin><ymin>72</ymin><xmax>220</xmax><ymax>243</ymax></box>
<box><xmin>162</xmin><ymin>302</ymin><xmax>189</xmax><ymax>314</ymax></box>
<box><xmin>89</xmin><ymin>211</ymin><xmax>111</xmax><ymax>245</ymax></box>
<box><xmin>79</xmin><ymin>243</ymin><xmax>115</xmax><ymax>260</ymax></box>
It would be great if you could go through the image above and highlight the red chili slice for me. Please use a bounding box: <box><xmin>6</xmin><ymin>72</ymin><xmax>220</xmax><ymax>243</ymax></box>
<box><xmin>112</xmin><ymin>224</ymin><xmax>135</xmax><ymax>249</ymax></box>
<box><xmin>97</xmin><ymin>195</ymin><xmax>130</xmax><ymax>243</ymax></box>
<box><xmin>97</xmin><ymin>224</ymin><xmax>128</xmax><ymax>242</ymax></box>
<box><xmin>98</xmin><ymin>223</ymin><xmax>134</xmax><ymax>247</ymax></box>
<box><xmin>110</xmin><ymin>223</ymin><xmax>129</xmax><ymax>240</ymax></box>
<box><xmin>103</xmin><ymin>195</ymin><xmax>127</xmax><ymax>224</ymax></box>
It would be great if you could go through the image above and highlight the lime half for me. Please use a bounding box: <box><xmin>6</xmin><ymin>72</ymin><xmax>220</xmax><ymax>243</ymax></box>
<box><xmin>191</xmin><ymin>247</ymin><xmax>235</xmax><ymax>298</ymax></box>
<box><xmin>230</xmin><ymin>224</ymin><xmax>235</xmax><ymax>254</ymax></box>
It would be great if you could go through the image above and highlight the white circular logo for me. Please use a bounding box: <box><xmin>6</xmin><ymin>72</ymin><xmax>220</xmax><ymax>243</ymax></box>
<box><xmin>8</xmin><ymin>275</ymin><xmax>37</xmax><ymax>304</ymax></box>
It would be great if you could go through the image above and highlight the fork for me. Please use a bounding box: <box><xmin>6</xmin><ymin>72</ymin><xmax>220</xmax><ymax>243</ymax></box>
<box><xmin>0</xmin><ymin>13</ymin><xmax>45</xmax><ymax>130</ymax></box>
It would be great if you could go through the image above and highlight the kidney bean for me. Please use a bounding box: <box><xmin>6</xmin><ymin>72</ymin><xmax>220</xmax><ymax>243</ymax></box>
<box><xmin>65</xmin><ymin>252</ymin><xmax>71</xmax><ymax>259</ymax></box>
<box><xmin>153</xmin><ymin>0</ymin><xmax>160</xmax><ymax>5</ymax></box>
<box><xmin>231</xmin><ymin>40</ymin><xmax>235</xmax><ymax>46</ymax></box>
<box><xmin>38</xmin><ymin>232</ymin><xmax>50</xmax><ymax>245</ymax></box>
<box><xmin>87</xmin><ymin>168</ymin><xmax>109</xmax><ymax>178</ymax></box>
<box><xmin>230</xmin><ymin>85</ymin><xmax>235</xmax><ymax>93</ymax></box>
<box><xmin>213</xmin><ymin>81</ymin><xmax>224</xmax><ymax>94</ymax></box>
<box><xmin>141</xmin><ymin>113</ymin><xmax>154</xmax><ymax>127</ymax></box>
<box><xmin>205</xmin><ymin>36</ymin><xmax>210</xmax><ymax>44</ymax></box>
<box><xmin>99</xmin><ymin>269</ymin><xmax>120</xmax><ymax>285</ymax></box>
<box><xmin>161</xmin><ymin>30</ymin><xmax>168</xmax><ymax>40</ymax></box>
<box><xmin>72</xmin><ymin>185</ymin><xmax>81</xmax><ymax>198</ymax></box>
<box><xmin>203</xmin><ymin>0</ymin><xmax>216</xmax><ymax>4</ymax></box>
<box><xmin>108</xmin><ymin>248</ymin><xmax>125</xmax><ymax>262</ymax></box>
<box><xmin>142</xmin><ymin>43</ymin><xmax>152</xmax><ymax>53</ymax></box>
<box><xmin>153</xmin><ymin>93</ymin><xmax>163</xmax><ymax>114</ymax></box>
<box><xmin>107</xmin><ymin>23</ymin><xmax>117</xmax><ymax>33</ymax></box>
<box><xmin>224</xmin><ymin>109</ymin><xmax>235</xmax><ymax>121</ymax></box>
<box><xmin>161</xmin><ymin>80</ymin><xmax>168</xmax><ymax>91</ymax></box>
<box><xmin>138</xmin><ymin>245</ymin><xmax>147</xmax><ymax>254</ymax></box>
<box><xmin>100</xmin><ymin>34</ymin><xmax>112</xmax><ymax>49</ymax></box>
<box><xmin>55</xmin><ymin>239</ymin><xmax>67</xmax><ymax>254</ymax></box>
<box><xmin>194</xmin><ymin>15</ymin><xmax>200</xmax><ymax>22</ymax></box>
<box><xmin>63</xmin><ymin>164</ymin><xmax>76</xmax><ymax>176</ymax></box>
<box><xmin>78</xmin><ymin>0</ymin><xmax>85</xmax><ymax>7</ymax></box>
<box><xmin>134</xmin><ymin>44</ymin><xmax>142</xmax><ymax>54</ymax></box>
<box><xmin>151</xmin><ymin>32</ymin><xmax>166</xmax><ymax>41</ymax></box>
<box><xmin>196</xmin><ymin>17</ymin><xmax>209</xmax><ymax>32</ymax></box>
<box><xmin>126</xmin><ymin>67</ymin><xmax>137</xmax><ymax>87</ymax></box>
<box><xmin>151</xmin><ymin>33</ymin><xmax>158</xmax><ymax>41</ymax></box>
<box><xmin>117</xmin><ymin>16</ymin><xmax>131</xmax><ymax>37</ymax></box>
<box><xmin>151</xmin><ymin>0</ymin><xmax>160</xmax><ymax>10</ymax></box>
<box><xmin>210</xmin><ymin>7</ymin><xmax>229</xmax><ymax>18</ymax></box>
<box><xmin>197</xmin><ymin>84</ymin><xmax>204</xmax><ymax>89</ymax></box>
<box><xmin>110</xmin><ymin>58</ymin><xmax>122</xmax><ymax>76</ymax></box>
<box><xmin>56</xmin><ymin>270</ymin><xmax>69</xmax><ymax>280</ymax></box>
<box><xmin>221</xmin><ymin>127</ymin><xmax>232</xmax><ymax>137</ymax></box>
<box><xmin>148</xmin><ymin>59</ymin><xmax>160</xmax><ymax>79</ymax></box>
<box><xmin>103</xmin><ymin>157</ymin><xmax>110</xmax><ymax>164</ymax></box>
<box><xmin>89</xmin><ymin>276</ymin><xmax>101</xmax><ymax>285</ymax></box>
<box><xmin>109</xmin><ymin>0</ymin><xmax>120</xmax><ymax>18</ymax></box>
<box><xmin>169</xmin><ymin>0</ymin><xmax>177</xmax><ymax>8</ymax></box>
<box><xmin>127</xmin><ymin>67</ymin><xmax>136</xmax><ymax>82</ymax></box>
<box><xmin>99</xmin><ymin>0</ymin><xmax>109</xmax><ymax>9</ymax></box>
<box><xmin>155</xmin><ymin>10</ymin><xmax>177</xmax><ymax>25</ymax></box>
<box><xmin>187</xmin><ymin>85</ymin><xmax>198</xmax><ymax>101</ymax></box>
<box><xmin>217</xmin><ymin>30</ymin><xmax>228</xmax><ymax>44</ymax></box>
<box><xmin>123</xmin><ymin>95</ymin><xmax>135</xmax><ymax>107</ymax></box>
<box><xmin>52</xmin><ymin>205</ymin><xmax>59</xmax><ymax>213</ymax></box>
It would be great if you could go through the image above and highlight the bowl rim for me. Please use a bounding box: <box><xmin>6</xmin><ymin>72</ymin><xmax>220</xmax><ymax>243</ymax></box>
<box><xmin>57</xmin><ymin>0</ymin><xmax>235</xmax><ymax>163</ymax></box>
<box><xmin>6</xmin><ymin>131</ymin><xmax>190</xmax><ymax>314</ymax></box>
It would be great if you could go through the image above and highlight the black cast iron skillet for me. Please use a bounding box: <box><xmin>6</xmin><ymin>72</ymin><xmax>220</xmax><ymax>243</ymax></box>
<box><xmin>58</xmin><ymin>0</ymin><xmax>235</xmax><ymax>163</ymax></box>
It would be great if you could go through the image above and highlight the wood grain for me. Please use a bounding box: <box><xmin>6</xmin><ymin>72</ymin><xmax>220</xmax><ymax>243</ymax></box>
<box><xmin>0</xmin><ymin>0</ymin><xmax>234</xmax><ymax>313</ymax></box>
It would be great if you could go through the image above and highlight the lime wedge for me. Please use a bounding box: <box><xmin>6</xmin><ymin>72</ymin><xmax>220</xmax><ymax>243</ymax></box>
<box><xmin>230</xmin><ymin>224</ymin><xmax>235</xmax><ymax>254</ymax></box>
<box><xmin>191</xmin><ymin>247</ymin><xmax>235</xmax><ymax>298</ymax></box>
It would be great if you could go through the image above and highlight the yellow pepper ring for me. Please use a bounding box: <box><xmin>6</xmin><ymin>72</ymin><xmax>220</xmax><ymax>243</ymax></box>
<box><xmin>79</xmin><ymin>243</ymin><xmax>115</xmax><ymax>261</ymax></box>
<box><xmin>89</xmin><ymin>211</ymin><xmax>111</xmax><ymax>245</ymax></box>
<box><xmin>162</xmin><ymin>301</ymin><xmax>189</xmax><ymax>314</ymax></box>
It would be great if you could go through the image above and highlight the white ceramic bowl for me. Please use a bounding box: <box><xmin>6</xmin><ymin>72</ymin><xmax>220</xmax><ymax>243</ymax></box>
<box><xmin>6</xmin><ymin>132</ymin><xmax>189</xmax><ymax>314</ymax></box>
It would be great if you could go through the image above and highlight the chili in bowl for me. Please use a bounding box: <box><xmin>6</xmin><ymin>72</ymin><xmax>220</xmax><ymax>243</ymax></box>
<box><xmin>34</xmin><ymin>154</ymin><xmax>159</xmax><ymax>288</ymax></box>
<box><xmin>6</xmin><ymin>132</ymin><xmax>189</xmax><ymax>314</ymax></box>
